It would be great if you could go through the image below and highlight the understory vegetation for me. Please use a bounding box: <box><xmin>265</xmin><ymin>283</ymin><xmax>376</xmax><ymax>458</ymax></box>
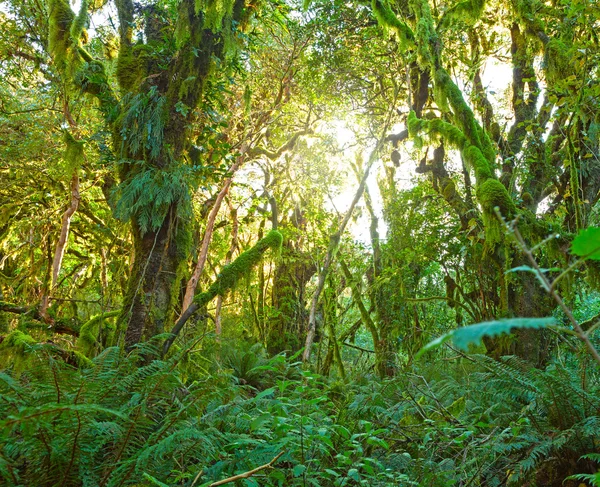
<box><xmin>1</xmin><ymin>0</ymin><xmax>600</xmax><ymax>485</ymax></box>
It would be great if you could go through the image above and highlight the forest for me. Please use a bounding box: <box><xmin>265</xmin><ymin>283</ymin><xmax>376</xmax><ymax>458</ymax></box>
<box><xmin>0</xmin><ymin>0</ymin><xmax>599</xmax><ymax>484</ymax></box>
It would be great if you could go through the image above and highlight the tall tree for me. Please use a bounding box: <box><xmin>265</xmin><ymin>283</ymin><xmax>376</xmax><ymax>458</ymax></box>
<box><xmin>43</xmin><ymin>0</ymin><xmax>267</xmax><ymax>347</ymax></box>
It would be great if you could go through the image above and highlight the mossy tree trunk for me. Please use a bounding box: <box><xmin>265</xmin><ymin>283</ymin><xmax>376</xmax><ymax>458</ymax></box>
<box><xmin>268</xmin><ymin>210</ymin><xmax>316</xmax><ymax>355</ymax></box>
<box><xmin>47</xmin><ymin>0</ymin><xmax>260</xmax><ymax>348</ymax></box>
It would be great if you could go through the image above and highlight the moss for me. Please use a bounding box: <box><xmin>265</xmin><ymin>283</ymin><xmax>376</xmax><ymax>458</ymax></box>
<box><xmin>413</xmin><ymin>0</ymin><xmax>437</xmax><ymax>69</ymax></box>
<box><xmin>442</xmin><ymin>180</ymin><xmax>456</xmax><ymax>200</ymax></box>
<box><xmin>408</xmin><ymin>111</ymin><xmax>469</xmax><ymax>151</ymax></box>
<box><xmin>544</xmin><ymin>39</ymin><xmax>573</xmax><ymax>87</ymax></box>
<box><xmin>70</xmin><ymin>0</ymin><xmax>89</xmax><ymax>45</ymax></box>
<box><xmin>435</xmin><ymin>69</ymin><xmax>483</xmax><ymax>149</ymax></box>
<box><xmin>438</xmin><ymin>0</ymin><xmax>486</xmax><ymax>31</ymax></box>
<box><xmin>64</xmin><ymin>130</ymin><xmax>85</xmax><ymax>173</ymax></box>
<box><xmin>464</xmin><ymin>145</ymin><xmax>492</xmax><ymax>181</ymax></box>
<box><xmin>0</xmin><ymin>330</ymin><xmax>36</xmax><ymax>351</ymax></box>
<box><xmin>77</xmin><ymin>310</ymin><xmax>120</xmax><ymax>356</ymax></box>
<box><xmin>48</xmin><ymin>0</ymin><xmax>76</xmax><ymax>74</ymax></box>
<box><xmin>477</xmin><ymin>179</ymin><xmax>516</xmax><ymax>246</ymax></box>
<box><xmin>116</xmin><ymin>44</ymin><xmax>149</xmax><ymax>93</ymax></box>
<box><xmin>407</xmin><ymin>110</ymin><xmax>425</xmax><ymax>138</ymax></box>
<box><xmin>371</xmin><ymin>0</ymin><xmax>415</xmax><ymax>51</ymax></box>
<box><xmin>478</xmin><ymin>126</ymin><xmax>496</xmax><ymax>165</ymax></box>
<box><xmin>73</xmin><ymin>351</ymin><xmax>94</xmax><ymax>368</ymax></box>
<box><xmin>513</xmin><ymin>0</ymin><xmax>549</xmax><ymax>44</ymax></box>
<box><xmin>198</xmin><ymin>0</ymin><xmax>235</xmax><ymax>33</ymax></box>
<box><xmin>194</xmin><ymin>230</ymin><xmax>283</xmax><ymax>308</ymax></box>
<box><xmin>428</xmin><ymin>119</ymin><xmax>468</xmax><ymax>149</ymax></box>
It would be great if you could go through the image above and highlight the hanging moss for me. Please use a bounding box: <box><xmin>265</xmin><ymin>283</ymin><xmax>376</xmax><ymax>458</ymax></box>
<box><xmin>371</xmin><ymin>0</ymin><xmax>415</xmax><ymax>51</ymax></box>
<box><xmin>48</xmin><ymin>0</ymin><xmax>76</xmax><ymax>74</ymax></box>
<box><xmin>197</xmin><ymin>0</ymin><xmax>235</xmax><ymax>33</ymax></box>
<box><xmin>408</xmin><ymin>111</ymin><xmax>468</xmax><ymax>150</ymax></box>
<box><xmin>413</xmin><ymin>0</ymin><xmax>438</xmax><ymax>69</ymax></box>
<box><xmin>477</xmin><ymin>179</ymin><xmax>516</xmax><ymax>245</ymax></box>
<box><xmin>438</xmin><ymin>0</ymin><xmax>486</xmax><ymax>31</ymax></box>
<box><xmin>64</xmin><ymin>130</ymin><xmax>85</xmax><ymax>174</ymax></box>
<box><xmin>428</xmin><ymin>119</ymin><xmax>468</xmax><ymax>149</ymax></box>
<box><xmin>70</xmin><ymin>0</ymin><xmax>89</xmax><ymax>45</ymax></box>
<box><xmin>544</xmin><ymin>39</ymin><xmax>573</xmax><ymax>87</ymax></box>
<box><xmin>435</xmin><ymin>69</ymin><xmax>484</xmax><ymax>148</ymax></box>
<box><xmin>193</xmin><ymin>230</ymin><xmax>283</xmax><ymax>308</ymax></box>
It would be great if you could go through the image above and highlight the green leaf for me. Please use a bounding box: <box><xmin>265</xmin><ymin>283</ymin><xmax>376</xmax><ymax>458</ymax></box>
<box><xmin>293</xmin><ymin>464</ymin><xmax>307</xmax><ymax>477</ymax></box>
<box><xmin>417</xmin><ymin>318</ymin><xmax>557</xmax><ymax>357</ymax></box>
<box><xmin>414</xmin><ymin>332</ymin><xmax>453</xmax><ymax>358</ymax></box>
<box><xmin>571</xmin><ymin>227</ymin><xmax>600</xmax><ymax>260</ymax></box>
<box><xmin>348</xmin><ymin>468</ymin><xmax>360</xmax><ymax>481</ymax></box>
<box><xmin>142</xmin><ymin>473</ymin><xmax>170</xmax><ymax>487</ymax></box>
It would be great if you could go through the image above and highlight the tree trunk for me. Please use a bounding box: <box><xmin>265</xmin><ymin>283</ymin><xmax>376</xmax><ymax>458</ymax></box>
<box><xmin>121</xmin><ymin>206</ymin><xmax>184</xmax><ymax>349</ymax></box>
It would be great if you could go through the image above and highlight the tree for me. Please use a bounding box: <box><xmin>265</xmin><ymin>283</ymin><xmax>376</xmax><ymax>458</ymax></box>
<box><xmin>360</xmin><ymin>0</ymin><xmax>600</xmax><ymax>364</ymax></box>
<box><xmin>40</xmin><ymin>0</ymin><xmax>274</xmax><ymax>347</ymax></box>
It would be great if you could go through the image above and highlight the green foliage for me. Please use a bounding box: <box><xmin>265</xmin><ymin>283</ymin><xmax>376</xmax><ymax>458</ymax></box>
<box><xmin>118</xmin><ymin>87</ymin><xmax>167</xmax><ymax>160</ymax></box>
<box><xmin>417</xmin><ymin>317</ymin><xmax>557</xmax><ymax>356</ymax></box>
<box><xmin>0</xmin><ymin>342</ymin><xmax>414</xmax><ymax>486</ymax></box>
<box><xmin>571</xmin><ymin>227</ymin><xmax>600</xmax><ymax>260</ymax></box>
<box><xmin>113</xmin><ymin>164</ymin><xmax>192</xmax><ymax>234</ymax></box>
<box><xmin>566</xmin><ymin>455</ymin><xmax>600</xmax><ymax>486</ymax></box>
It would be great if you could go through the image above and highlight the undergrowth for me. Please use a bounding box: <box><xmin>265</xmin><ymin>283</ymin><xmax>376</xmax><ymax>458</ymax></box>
<box><xmin>0</xmin><ymin>338</ymin><xmax>598</xmax><ymax>486</ymax></box>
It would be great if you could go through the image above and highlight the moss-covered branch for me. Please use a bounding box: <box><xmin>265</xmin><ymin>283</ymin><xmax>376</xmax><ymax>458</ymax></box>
<box><xmin>437</xmin><ymin>0</ymin><xmax>486</xmax><ymax>31</ymax></box>
<box><xmin>162</xmin><ymin>230</ymin><xmax>283</xmax><ymax>356</ymax></box>
<box><xmin>371</xmin><ymin>0</ymin><xmax>415</xmax><ymax>50</ymax></box>
<box><xmin>48</xmin><ymin>0</ymin><xmax>117</xmax><ymax>113</ymax></box>
<box><xmin>77</xmin><ymin>310</ymin><xmax>120</xmax><ymax>357</ymax></box>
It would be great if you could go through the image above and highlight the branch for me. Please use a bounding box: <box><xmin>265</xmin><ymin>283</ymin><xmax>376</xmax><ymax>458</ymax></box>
<box><xmin>163</xmin><ymin>230</ymin><xmax>282</xmax><ymax>356</ymax></box>
<box><xmin>209</xmin><ymin>451</ymin><xmax>284</xmax><ymax>486</ymax></box>
<box><xmin>0</xmin><ymin>301</ymin><xmax>42</xmax><ymax>320</ymax></box>
<box><xmin>342</xmin><ymin>342</ymin><xmax>375</xmax><ymax>353</ymax></box>
<box><xmin>180</xmin><ymin>155</ymin><xmax>244</xmax><ymax>314</ymax></box>
<box><xmin>247</xmin><ymin>129</ymin><xmax>313</xmax><ymax>160</ymax></box>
